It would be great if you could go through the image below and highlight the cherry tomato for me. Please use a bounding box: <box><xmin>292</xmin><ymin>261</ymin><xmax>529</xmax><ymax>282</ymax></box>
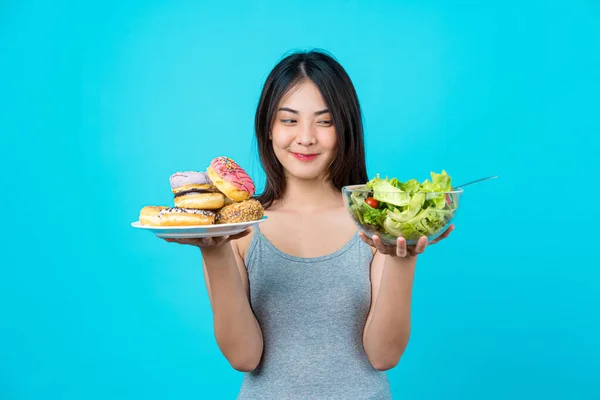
<box><xmin>365</xmin><ymin>197</ymin><xmax>380</xmax><ymax>208</ymax></box>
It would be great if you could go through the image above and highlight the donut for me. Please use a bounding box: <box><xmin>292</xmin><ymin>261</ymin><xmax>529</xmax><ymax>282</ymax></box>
<box><xmin>157</xmin><ymin>207</ymin><xmax>216</xmax><ymax>226</ymax></box>
<box><xmin>207</xmin><ymin>156</ymin><xmax>255</xmax><ymax>202</ymax></box>
<box><xmin>174</xmin><ymin>192</ymin><xmax>225</xmax><ymax>209</ymax></box>
<box><xmin>170</xmin><ymin>170</ymin><xmax>225</xmax><ymax>209</ymax></box>
<box><xmin>169</xmin><ymin>171</ymin><xmax>213</xmax><ymax>194</ymax></box>
<box><xmin>139</xmin><ymin>206</ymin><xmax>169</xmax><ymax>226</ymax></box>
<box><xmin>140</xmin><ymin>206</ymin><xmax>216</xmax><ymax>226</ymax></box>
<box><xmin>217</xmin><ymin>199</ymin><xmax>264</xmax><ymax>224</ymax></box>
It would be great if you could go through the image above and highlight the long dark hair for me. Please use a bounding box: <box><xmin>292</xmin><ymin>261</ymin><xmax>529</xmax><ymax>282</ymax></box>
<box><xmin>255</xmin><ymin>50</ymin><xmax>368</xmax><ymax>208</ymax></box>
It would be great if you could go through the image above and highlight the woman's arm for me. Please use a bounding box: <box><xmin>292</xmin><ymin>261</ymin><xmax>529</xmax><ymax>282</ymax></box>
<box><xmin>164</xmin><ymin>230</ymin><xmax>263</xmax><ymax>372</ymax></box>
<box><xmin>360</xmin><ymin>226</ymin><xmax>453</xmax><ymax>371</ymax></box>
<box><xmin>362</xmin><ymin>252</ymin><xmax>416</xmax><ymax>371</ymax></box>
<box><xmin>201</xmin><ymin>240</ymin><xmax>264</xmax><ymax>372</ymax></box>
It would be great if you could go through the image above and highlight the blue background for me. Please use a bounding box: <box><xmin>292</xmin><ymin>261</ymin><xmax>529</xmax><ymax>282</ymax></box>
<box><xmin>1</xmin><ymin>0</ymin><xmax>599</xmax><ymax>399</ymax></box>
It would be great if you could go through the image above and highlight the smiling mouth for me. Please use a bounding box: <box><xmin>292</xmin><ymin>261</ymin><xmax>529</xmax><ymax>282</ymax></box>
<box><xmin>291</xmin><ymin>152</ymin><xmax>318</xmax><ymax>161</ymax></box>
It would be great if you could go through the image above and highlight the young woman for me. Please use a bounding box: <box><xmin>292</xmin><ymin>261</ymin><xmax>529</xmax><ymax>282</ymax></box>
<box><xmin>165</xmin><ymin>50</ymin><xmax>453</xmax><ymax>399</ymax></box>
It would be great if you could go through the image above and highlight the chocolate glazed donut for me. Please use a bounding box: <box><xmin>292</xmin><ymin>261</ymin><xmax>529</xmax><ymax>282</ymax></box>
<box><xmin>139</xmin><ymin>206</ymin><xmax>216</xmax><ymax>226</ymax></box>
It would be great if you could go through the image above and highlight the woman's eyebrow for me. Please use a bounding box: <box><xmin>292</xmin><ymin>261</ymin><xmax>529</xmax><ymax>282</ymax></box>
<box><xmin>278</xmin><ymin>107</ymin><xmax>298</xmax><ymax>114</ymax></box>
<box><xmin>278</xmin><ymin>107</ymin><xmax>330</xmax><ymax>115</ymax></box>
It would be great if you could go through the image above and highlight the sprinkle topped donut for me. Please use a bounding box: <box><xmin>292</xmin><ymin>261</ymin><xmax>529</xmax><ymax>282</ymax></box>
<box><xmin>207</xmin><ymin>156</ymin><xmax>256</xmax><ymax>202</ymax></box>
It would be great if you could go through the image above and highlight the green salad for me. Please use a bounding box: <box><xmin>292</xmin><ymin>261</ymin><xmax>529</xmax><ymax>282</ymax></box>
<box><xmin>349</xmin><ymin>170</ymin><xmax>458</xmax><ymax>241</ymax></box>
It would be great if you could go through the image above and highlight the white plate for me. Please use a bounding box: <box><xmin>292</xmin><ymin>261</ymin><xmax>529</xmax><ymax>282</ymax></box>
<box><xmin>131</xmin><ymin>216</ymin><xmax>267</xmax><ymax>239</ymax></box>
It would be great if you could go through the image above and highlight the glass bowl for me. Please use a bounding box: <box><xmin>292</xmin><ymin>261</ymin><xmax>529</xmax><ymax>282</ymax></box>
<box><xmin>342</xmin><ymin>184</ymin><xmax>463</xmax><ymax>246</ymax></box>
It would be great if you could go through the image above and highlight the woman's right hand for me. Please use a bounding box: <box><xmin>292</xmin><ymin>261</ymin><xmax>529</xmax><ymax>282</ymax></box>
<box><xmin>161</xmin><ymin>228</ymin><xmax>252</xmax><ymax>250</ymax></box>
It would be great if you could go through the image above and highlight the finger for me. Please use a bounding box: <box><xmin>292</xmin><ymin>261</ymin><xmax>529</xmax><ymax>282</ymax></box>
<box><xmin>164</xmin><ymin>238</ymin><xmax>199</xmax><ymax>246</ymax></box>
<box><xmin>174</xmin><ymin>239</ymin><xmax>195</xmax><ymax>245</ymax></box>
<box><xmin>359</xmin><ymin>232</ymin><xmax>375</xmax><ymax>247</ymax></box>
<box><xmin>396</xmin><ymin>237</ymin><xmax>408</xmax><ymax>257</ymax></box>
<box><xmin>414</xmin><ymin>236</ymin><xmax>428</xmax><ymax>254</ymax></box>
<box><xmin>440</xmin><ymin>224</ymin><xmax>455</xmax><ymax>239</ymax></box>
<box><xmin>372</xmin><ymin>235</ymin><xmax>391</xmax><ymax>254</ymax></box>
<box><xmin>430</xmin><ymin>224</ymin><xmax>454</xmax><ymax>244</ymax></box>
<box><xmin>209</xmin><ymin>237</ymin><xmax>228</xmax><ymax>246</ymax></box>
<box><xmin>229</xmin><ymin>228</ymin><xmax>252</xmax><ymax>241</ymax></box>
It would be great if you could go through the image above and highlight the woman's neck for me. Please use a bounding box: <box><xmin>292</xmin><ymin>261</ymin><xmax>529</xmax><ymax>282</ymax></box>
<box><xmin>273</xmin><ymin>175</ymin><xmax>342</xmax><ymax>213</ymax></box>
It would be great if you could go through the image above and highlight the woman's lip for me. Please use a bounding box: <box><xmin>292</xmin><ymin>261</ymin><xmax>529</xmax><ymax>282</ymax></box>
<box><xmin>291</xmin><ymin>152</ymin><xmax>318</xmax><ymax>161</ymax></box>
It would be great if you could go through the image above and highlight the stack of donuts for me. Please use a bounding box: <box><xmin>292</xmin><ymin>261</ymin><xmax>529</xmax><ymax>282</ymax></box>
<box><xmin>139</xmin><ymin>156</ymin><xmax>264</xmax><ymax>226</ymax></box>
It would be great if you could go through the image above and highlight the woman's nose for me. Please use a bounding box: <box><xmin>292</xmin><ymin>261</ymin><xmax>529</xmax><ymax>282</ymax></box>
<box><xmin>296</xmin><ymin>125</ymin><xmax>316</xmax><ymax>146</ymax></box>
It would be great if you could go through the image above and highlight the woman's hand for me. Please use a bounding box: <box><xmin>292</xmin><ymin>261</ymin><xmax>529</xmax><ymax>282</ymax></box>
<box><xmin>161</xmin><ymin>228</ymin><xmax>252</xmax><ymax>249</ymax></box>
<box><xmin>359</xmin><ymin>224</ymin><xmax>454</xmax><ymax>258</ymax></box>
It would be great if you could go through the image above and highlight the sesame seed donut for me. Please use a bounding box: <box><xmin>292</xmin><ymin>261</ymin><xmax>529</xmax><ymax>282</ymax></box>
<box><xmin>207</xmin><ymin>156</ymin><xmax>255</xmax><ymax>202</ymax></box>
<box><xmin>217</xmin><ymin>199</ymin><xmax>264</xmax><ymax>224</ymax></box>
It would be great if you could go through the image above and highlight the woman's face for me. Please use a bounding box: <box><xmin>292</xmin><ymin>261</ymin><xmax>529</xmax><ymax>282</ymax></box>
<box><xmin>270</xmin><ymin>80</ymin><xmax>337</xmax><ymax>182</ymax></box>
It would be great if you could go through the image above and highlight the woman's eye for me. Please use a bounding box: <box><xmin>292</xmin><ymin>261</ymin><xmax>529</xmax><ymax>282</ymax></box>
<box><xmin>281</xmin><ymin>119</ymin><xmax>296</xmax><ymax>124</ymax></box>
<box><xmin>318</xmin><ymin>120</ymin><xmax>333</xmax><ymax>126</ymax></box>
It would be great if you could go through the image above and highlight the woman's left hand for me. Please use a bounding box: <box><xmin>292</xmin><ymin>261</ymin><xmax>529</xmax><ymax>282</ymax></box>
<box><xmin>358</xmin><ymin>224</ymin><xmax>455</xmax><ymax>258</ymax></box>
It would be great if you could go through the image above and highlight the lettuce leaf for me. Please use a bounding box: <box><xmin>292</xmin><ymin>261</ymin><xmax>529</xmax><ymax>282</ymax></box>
<box><xmin>419</xmin><ymin>170</ymin><xmax>452</xmax><ymax>209</ymax></box>
<box><xmin>431</xmin><ymin>170</ymin><xmax>452</xmax><ymax>191</ymax></box>
<box><xmin>399</xmin><ymin>179</ymin><xmax>420</xmax><ymax>194</ymax></box>
<box><xmin>386</xmin><ymin>192</ymin><xmax>425</xmax><ymax>222</ymax></box>
<box><xmin>361</xmin><ymin>203</ymin><xmax>387</xmax><ymax>226</ymax></box>
<box><xmin>383</xmin><ymin>217</ymin><xmax>422</xmax><ymax>241</ymax></box>
<box><xmin>371</xmin><ymin>178</ymin><xmax>410</xmax><ymax>207</ymax></box>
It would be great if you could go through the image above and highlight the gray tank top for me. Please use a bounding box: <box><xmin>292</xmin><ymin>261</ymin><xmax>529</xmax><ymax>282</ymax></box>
<box><xmin>237</xmin><ymin>226</ymin><xmax>392</xmax><ymax>399</ymax></box>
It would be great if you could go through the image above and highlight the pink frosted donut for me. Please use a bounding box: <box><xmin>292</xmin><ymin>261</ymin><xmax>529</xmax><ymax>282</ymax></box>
<box><xmin>206</xmin><ymin>156</ymin><xmax>255</xmax><ymax>202</ymax></box>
